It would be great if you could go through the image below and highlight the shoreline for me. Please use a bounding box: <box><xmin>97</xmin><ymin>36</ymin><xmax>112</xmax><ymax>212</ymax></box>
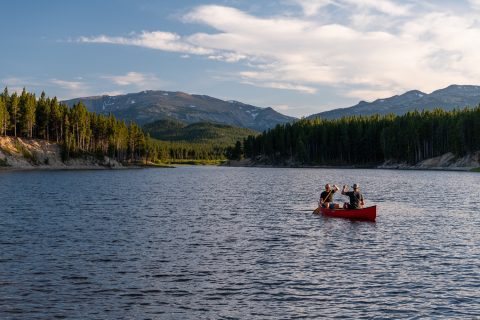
<box><xmin>0</xmin><ymin>136</ymin><xmax>178</xmax><ymax>172</ymax></box>
<box><xmin>0</xmin><ymin>164</ymin><xmax>144</xmax><ymax>172</ymax></box>
<box><xmin>0</xmin><ymin>162</ymin><xmax>176</xmax><ymax>173</ymax></box>
<box><xmin>226</xmin><ymin>164</ymin><xmax>478</xmax><ymax>172</ymax></box>
<box><xmin>224</xmin><ymin>157</ymin><xmax>480</xmax><ymax>172</ymax></box>
<box><xmin>1</xmin><ymin>160</ymin><xmax>477</xmax><ymax>172</ymax></box>
<box><xmin>2</xmin><ymin>136</ymin><xmax>478</xmax><ymax>173</ymax></box>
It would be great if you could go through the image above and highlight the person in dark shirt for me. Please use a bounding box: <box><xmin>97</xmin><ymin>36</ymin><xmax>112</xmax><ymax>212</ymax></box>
<box><xmin>341</xmin><ymin>184</ymin><xmax>365</xmax><ymax>209</ymax></box>
<box><xmin>319</xmin><ymin>184</ymin><xmax>339</xmax><ymax>209</ymax></box>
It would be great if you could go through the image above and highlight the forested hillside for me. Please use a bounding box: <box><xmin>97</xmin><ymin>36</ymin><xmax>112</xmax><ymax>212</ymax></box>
<box><xmin>0</xmin><ymin>88</ymin><xmax>232</xmax><ymax>163</ymax></box>
<box><xmin>239</xmin><ymin>107</ymin><xmax>480</xmax><ymax>165</ymax></box>
<box><xmin>143</xmin><ymin>119</ymin><xmax>258</xmax><ymax>145</ymax></box>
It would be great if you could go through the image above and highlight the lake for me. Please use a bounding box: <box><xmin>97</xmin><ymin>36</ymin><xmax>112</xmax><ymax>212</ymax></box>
<box><xmin>1</xmin><ymin>167</ymin><xmax>479</xmax><ymax>319</ymax></box>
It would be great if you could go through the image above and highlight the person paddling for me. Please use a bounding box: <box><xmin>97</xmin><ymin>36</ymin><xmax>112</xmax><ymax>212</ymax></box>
<box><xmin>319</xmin><ymin>184</ymin><xmax>340</xmax><ymax>210</ymax></box>
<box><xmin>341</xmin><ymin>183</ymin><xmax>365</xmax><ymax>209</ymax></box>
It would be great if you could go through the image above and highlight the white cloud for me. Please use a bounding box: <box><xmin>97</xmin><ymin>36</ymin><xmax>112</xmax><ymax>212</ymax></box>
<box><xmin>469</xmin><ymin>0</ymin><xmax>480</xmax><ymax>10</ymax></box>
<box><xmin>79</xmin><ymin>31</ymin><xmax>212</xmax><ymax>55</ymax></box>
<box><xmin>292</xmin><ymin>0</ymin><xmax>410</xmax><ymax>17</ymax></box>
<box><xmin>102</xmin><ymin>72</ymin><xmax>166</xmax><ymax>89</ymax></box>
<box><xmin>240</xmin><ymin>71</ymin><xmax>317</xmax><ymax>93</ymax></box>
<box><xmin>49</xmin><ymin>78</ymin><xmax>91</xmax><ymax>98</ymax></box>
<box><xmin>248</xmin><ymin>81</ymin><xmax>317</xmax><ymax>94</ymax></box>
<box><xmin>78</xmin><ymin>2</ymin><xmax>480</xmax><ymax>100</ymax></box>
<box><xmin>207</xmin><ymin>53</ymin><xmax>247</xmax><ymax>62</ymax></box>
<box><xmin>351</xmin><ymin>0</ymin><xmax>410</xmax><ymax>16</ymax></box>
<box><xmin>273</xmin><ymin>104</ymin><xmax>290</xmax><ymax>111</ymax></box>
<box><xmin>184</xmin><ymin>4</ymin><xmax>480</xmax><ymax>98</ymax></box>
<box><xmin>50</xmin><ymin>79</ymin><xmax>86</xmax><ymax>90</ymax></box>
<box><xmin>103</xmin><ymin>72</ymin><xmax>147</xmax><ymax>86</ymax></box>
<box><xmin>1</xmin><ymin>76</ymin><xmax>85</xmax><ymax>99</ymax></box>
<box><xmin>294</xmin><ymin>0</ymin><xmax>332</xmax><ymax>16</ymax></box>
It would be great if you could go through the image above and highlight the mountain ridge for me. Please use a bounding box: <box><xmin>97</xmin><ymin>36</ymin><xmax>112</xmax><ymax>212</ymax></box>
<box><xmin>62</xmin><ymin>90</ymin><xmax>295</xmax><ymax>132</ymax></box>
<box><xmin>308</xmin><ymin>85</ymin><xmax>480</xmax><ymax>119</ymax></box>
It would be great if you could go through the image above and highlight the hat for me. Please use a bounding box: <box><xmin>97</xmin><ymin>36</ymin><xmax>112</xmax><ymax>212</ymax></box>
<box><xmin>352</xmin><ymin>183</ymin><xmax>360</xmax><ymax>189</ymax></box>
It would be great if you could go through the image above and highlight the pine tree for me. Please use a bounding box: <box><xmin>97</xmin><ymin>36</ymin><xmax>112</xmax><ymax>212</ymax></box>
<box><xmin>8</xmin><ymin>92</ymin><xmax>19</xmax><ymax>137</ymax></box>
<box><xmin>0</xmin><ymin>89</ymin><xmax>9</xmax><ymax>136</ymax></box>
<box><xmin>36</xmin><ymin>92</ymin><xmax>50</xmax><ymax>140</ymax></box>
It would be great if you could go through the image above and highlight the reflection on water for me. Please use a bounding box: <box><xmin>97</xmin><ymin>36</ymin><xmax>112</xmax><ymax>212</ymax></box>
<box><xmin>0</xmin><ymin>167</ymin><xmax>479</xmax><ymax>319</ymax></box>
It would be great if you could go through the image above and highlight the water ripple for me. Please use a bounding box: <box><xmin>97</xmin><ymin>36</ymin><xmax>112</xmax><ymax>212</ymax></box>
<box><xmin>0</xmin><ymin>167</ymin><xmax>479</xmax><ymax>319</ymax></box>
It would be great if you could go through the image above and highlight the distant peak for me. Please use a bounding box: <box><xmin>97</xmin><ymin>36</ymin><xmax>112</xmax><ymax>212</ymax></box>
<box><xmin>404</xmin><ymin>89</ymin><xmax>425</xmax><ymax>95</ymax></box>
<box><xmin>431</xmin><ymin>84</ymin><xmax>480</xmax><ymax>95</ymax></box>
<box><xmin>402</xmin><ymin>90</ymin><xmax>426</xmax><ymax>98</ymax></box>
<box><xmin>445</xmin><ymin>84</ymin><xmax>479</xmax><ymax>90</ymax></box>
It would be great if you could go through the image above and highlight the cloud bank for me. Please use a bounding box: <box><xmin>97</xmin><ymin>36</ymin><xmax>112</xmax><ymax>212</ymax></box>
<box><xmin>78</xmin><ymin>1</ymin><xmax>480</xmax><ymax>100</ymax></box>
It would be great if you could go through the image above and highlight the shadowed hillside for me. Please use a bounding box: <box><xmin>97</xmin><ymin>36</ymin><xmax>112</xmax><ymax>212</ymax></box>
<box><xmin>143</xmin><ymin>119</ymin><xmax>258</xmax><ymax>146</ymax></box>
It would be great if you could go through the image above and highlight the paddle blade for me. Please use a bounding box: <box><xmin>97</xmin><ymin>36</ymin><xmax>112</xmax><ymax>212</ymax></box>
<box><xmin>313</xmin><ymin>207</ymin><xmax>321</xmax><ymax>214</ymax></box>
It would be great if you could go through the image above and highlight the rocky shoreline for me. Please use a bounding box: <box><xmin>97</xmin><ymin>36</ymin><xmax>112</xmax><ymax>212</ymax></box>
<box><xmin>0</xmin><ymin>136</ymin><xmax>125</xmax><ymax>171</ymax></box>
<box><xmin>377</xmin><ymin>152</ymin><xmax>480</xmax><ymax>171</ymax></box>
<box><xmin>226</xmin><ymin>152</ymin><xmax>480</xmax><ymax>172</ymax></box>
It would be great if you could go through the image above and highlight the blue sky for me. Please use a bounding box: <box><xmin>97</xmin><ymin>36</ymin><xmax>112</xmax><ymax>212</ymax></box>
<box><xmin>1</xmin><ymin>0</ymin><xmax>480</xmax><ymax>117</ymax></box>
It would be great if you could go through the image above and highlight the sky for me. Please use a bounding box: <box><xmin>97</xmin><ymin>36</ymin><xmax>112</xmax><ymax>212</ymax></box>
<box><xmin>1</xmin><ymin>0</ymin><xmax>480</xmax><ymax>117</ymax></box>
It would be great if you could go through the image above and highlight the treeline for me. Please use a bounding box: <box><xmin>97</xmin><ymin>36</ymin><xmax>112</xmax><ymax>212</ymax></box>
<box><xmin>237</xmin><ymin>107</ymin><xmax>480</xmax><ymax>165</ymax></box>
<box><xmin>0</xmin><ymin>88</ymin><xmax>228</xmax><ymax>162</ymax></box>
<box><xmin>152</xmin><ymin>140</ymin><xmax>226</xmax><ymax>161</ymax></box>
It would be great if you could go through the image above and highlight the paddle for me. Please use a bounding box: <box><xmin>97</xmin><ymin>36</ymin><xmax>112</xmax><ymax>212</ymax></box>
<box><xmin>313</xmin><ymin>189</ymin><xmax>333</xmax><ymax>214</ymax></box>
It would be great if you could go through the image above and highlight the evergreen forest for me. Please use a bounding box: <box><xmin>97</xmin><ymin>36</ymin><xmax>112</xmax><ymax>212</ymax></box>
<box><xmin>239</xmin><ymin>107</ymin><xmax>480</xmax><ymax>165</ymax></box>
<box><xmin>143</xmin><ymin>119</ymin><xmax>257</xmax><ymax>146</ymax></box>
<box><xmin>0</xmin><ymin>88</ymin><xmax>232</xmax><ymax>163</ymax></box>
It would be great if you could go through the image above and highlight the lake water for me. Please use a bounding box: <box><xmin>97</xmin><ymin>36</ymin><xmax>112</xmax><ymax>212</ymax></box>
<box><xmin>1</xmin><ymin>166</ymin><xmax>479</xmax><ymax>319</ymax></box>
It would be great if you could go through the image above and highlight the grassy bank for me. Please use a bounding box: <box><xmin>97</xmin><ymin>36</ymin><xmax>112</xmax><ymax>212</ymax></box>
<box><xmin>159</xmin><ymin>159</ymin><xmax>227</xmax><ymax>166</ymax></box>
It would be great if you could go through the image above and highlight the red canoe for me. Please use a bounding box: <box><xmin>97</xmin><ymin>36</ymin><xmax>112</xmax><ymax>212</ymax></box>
<box><xmin>319</xmin><ymin>205</ymin><xmax>376</xmax><ymax>221</ymax></box>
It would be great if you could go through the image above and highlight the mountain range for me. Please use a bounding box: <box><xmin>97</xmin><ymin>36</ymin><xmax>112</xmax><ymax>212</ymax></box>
<box><xmin>62</xmin><ymin>85</ymin><xmax>480</xmax><ymax>135</ymax></box>
<box><xmin>308</xmin><ymin>85</ymin><xmax>480</xmax><ymax>119</ymax></box>
<box><xmin>63</xmin><ymin>90</ymin><xmax>295</xmax><ymax>132</ymax></box>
